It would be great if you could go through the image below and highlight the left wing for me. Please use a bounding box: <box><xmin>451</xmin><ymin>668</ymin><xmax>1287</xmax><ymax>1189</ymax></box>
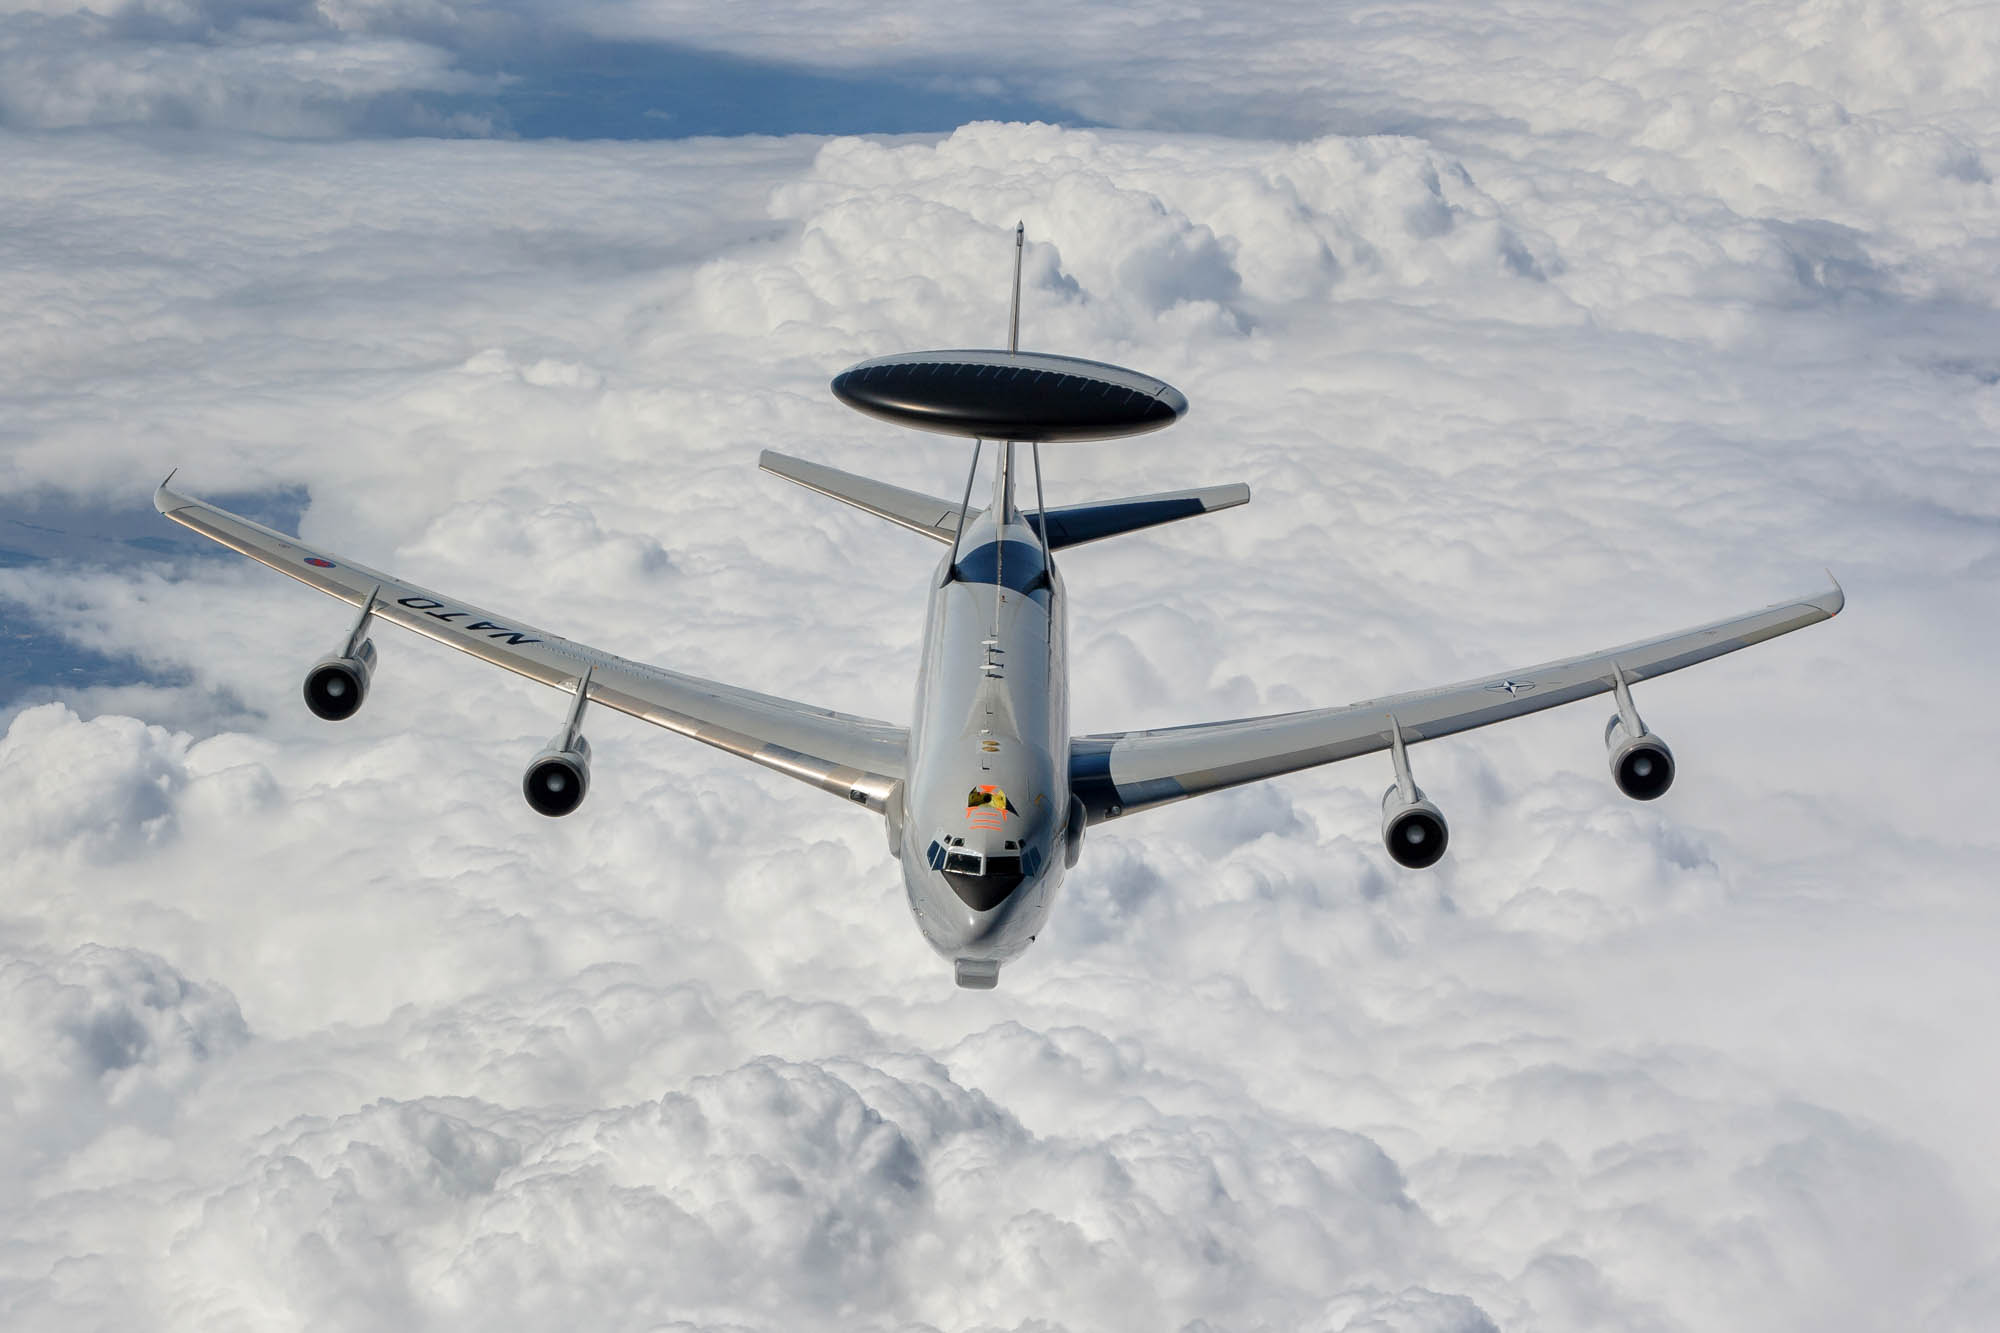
<box><xmin>1071</xmin><ymin>581</ymin><xmax>1843</xmax><ymax>821</ymax></box>
<box><xmin>156</xmin><ymin>481</ymin><xmax>907</xmax><ymax>809</ymax></box>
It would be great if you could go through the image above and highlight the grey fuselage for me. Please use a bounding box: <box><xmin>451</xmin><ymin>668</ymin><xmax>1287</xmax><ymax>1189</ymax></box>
<box><xmin>895</xmin><ymin>448</ymin><xmax>1072</xmax><ymax>984</ymax></box>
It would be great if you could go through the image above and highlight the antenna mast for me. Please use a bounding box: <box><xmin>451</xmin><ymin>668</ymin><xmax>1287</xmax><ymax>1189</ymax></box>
<box><xmin>1007</xmin><ymin>221</ymin><xmax>1023</xmax><ymax>354</ymax></box>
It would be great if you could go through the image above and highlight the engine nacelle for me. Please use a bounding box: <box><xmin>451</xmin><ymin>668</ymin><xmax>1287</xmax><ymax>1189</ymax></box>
<box><xmin>1381</xmin><ymin>784</ymin><xmax>1449</xmax><ymax>869</ymax></box>
<box><xmin>302</xmin><ymin>639</ymin><xmax>377</xmax><ymax>721</ymax></box>
<box><xmin>523</xmin><ymin>736</ymin><xmax>591</xmax><ymax>817</ymax></box>
<box><xmin>1605</xmin><ymin>715</ymin><xmax>1675</xmax><ymax>801</ymax></box>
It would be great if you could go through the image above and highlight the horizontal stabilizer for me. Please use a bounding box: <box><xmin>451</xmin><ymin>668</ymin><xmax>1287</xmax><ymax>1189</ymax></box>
<box><xmin>759</xmin><ymin>450</ymin><xmax>1249</xmax><ymax>550</ymax></box>
<box><xmin>759</xmin><ymin>450</ymin><xmax>964</xmax><ymax>542</ymax></box>
<box><xmin>1029</xmin><ymin>483</ymin><xmax>1250</xmax><ymax>549</ymax></box>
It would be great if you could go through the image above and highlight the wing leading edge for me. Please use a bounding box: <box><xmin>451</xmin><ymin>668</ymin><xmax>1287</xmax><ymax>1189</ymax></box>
<box><xmin>156</xmin><ymin>481</ymin><xmax>907</xmax><ymax>809</ymax></box>
<box><xmin>1071</xmin><ymin>581</ymin><xmax>1844</xmax><ymax>822</ymax></box>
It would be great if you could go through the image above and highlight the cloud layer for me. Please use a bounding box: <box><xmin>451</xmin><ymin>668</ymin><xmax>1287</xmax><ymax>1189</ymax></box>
<box><xmin>2</xmin><ymin>9</ymin><xmax>1999</xmax><ymax>1329</ymax></box>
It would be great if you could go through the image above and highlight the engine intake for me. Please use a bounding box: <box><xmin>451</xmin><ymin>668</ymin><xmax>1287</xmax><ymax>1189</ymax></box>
<box><xmin>1381</xmin><ymin>784</ymin><xmax>1449</xmax><ymax>869</ymax></box>
<box><xmin>303</xmin><ymin>639</ymin><xmax>376</xmax><ymax>721</ymax></box>
<box><xmin>1605</xmin><ymin>716</ymin><xmax>1675</xmax><ymax>801</ymax></box>
<box><xmin>523</xmin><ymin>737</ymin><xmax>591</xmax><ymax>817</ymax></box>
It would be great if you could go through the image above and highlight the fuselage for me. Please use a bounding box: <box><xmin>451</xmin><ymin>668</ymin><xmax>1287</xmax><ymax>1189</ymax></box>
<box><xmin>895</xmin><ymin>477</ymin><xmax>1071</xmax><ymax>988</ymax></box>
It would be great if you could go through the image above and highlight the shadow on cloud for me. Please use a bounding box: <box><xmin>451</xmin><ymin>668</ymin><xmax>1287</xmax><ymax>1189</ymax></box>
<box><xmin>0</xmin><ymin>4</ymin><xmax>1083</xmax><ymax>139</ymax></box>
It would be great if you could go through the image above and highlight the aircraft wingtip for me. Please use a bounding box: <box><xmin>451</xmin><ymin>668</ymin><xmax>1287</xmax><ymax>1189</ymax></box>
<box><xmin>1819</xmin><ymin>568</ymin><xmax>1844</xmax><ymax>617</ymax></box>
<box><xmin>154</xmin><ymin>468</ymin><xmax>181</xmax><ymax>513</ymax></box>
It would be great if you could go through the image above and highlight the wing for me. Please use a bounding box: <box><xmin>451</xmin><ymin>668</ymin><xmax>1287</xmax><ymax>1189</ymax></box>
<box><xmin>1070</xmin><ymin>581</ymin><xmax>1844</xmax><ymax>821</ymax></box>
<box><xmin>156</xmin><ymin>480</ymin><xmax>907</xmax><ymax>810</ymax></box>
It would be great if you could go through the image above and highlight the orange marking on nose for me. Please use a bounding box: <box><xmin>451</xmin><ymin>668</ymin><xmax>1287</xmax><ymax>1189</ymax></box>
<box><xmin>966</xmin><ymin>783</ymin><xmax>1010</xmax><ymax>829</ymax></box>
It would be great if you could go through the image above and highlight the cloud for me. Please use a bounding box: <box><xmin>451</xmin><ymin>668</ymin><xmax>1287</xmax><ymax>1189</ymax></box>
<box><xmin>0</xmin><ymin>21</ymin><xmax>1998</xmax><ymax>1332</ymax></box>
<box><xmin>0</xmin><ymin>6</ymin><xmax>499</xmax><ymax>136</ymax></box>
<box><xmin>0</xmin><ymin>703</ymin><xmax>197</xmax><ymax>861</ymax></box>
<box><xmin>0</xmin><ymin>939</ymin><xmax>248</xmax><ymax>1182</ymax></box>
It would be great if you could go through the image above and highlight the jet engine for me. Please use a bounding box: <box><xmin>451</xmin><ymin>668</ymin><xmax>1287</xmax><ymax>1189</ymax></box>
<box><xmin>525</xmin><ymin>669</ymin><xmax>595</xmax><ymax>817</ymax></box>
<box><xmin>1605</xmin><ymin>715</ymin><xmax>1675</xmax><ymax>801</ymax></box>
<box><xmin>523</xmin><ymin>736</ymin><xmax>591</xmax><ymax>817</ymax></box>
<box><xmin>1381</xmin><ymin>784</ymin><xmax>1449</xmax><ymax>869</ymax></box>
<box><xmin>1378</xmin><ymin>717</ymin><xmax>1448</xmax><ymax>868</ymax></box>
<box><xmin>303</xmin><ymin>638</ymin><xmax>376</xmax><ymax>721</ymax></box>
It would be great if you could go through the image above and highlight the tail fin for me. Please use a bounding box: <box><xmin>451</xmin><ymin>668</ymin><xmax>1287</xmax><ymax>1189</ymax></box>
<box><xmin>761</xmin><ymin>450</ymin><xmax>1250</xmax><ymax>551</ymax></box>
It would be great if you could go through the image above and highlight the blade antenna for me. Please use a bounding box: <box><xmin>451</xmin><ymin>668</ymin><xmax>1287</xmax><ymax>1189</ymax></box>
<box><xmin>1007</xmin><ymin>221</ymin><xmax>1023</xmax><ymax>354</ymax></box>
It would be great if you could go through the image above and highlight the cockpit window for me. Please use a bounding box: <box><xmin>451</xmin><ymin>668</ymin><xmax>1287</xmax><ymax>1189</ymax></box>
<box><xmin>951</xmin><ymin>540</ymin><xmax>1049</xmax><ymax>598</ymax></box>
<box><xmin>940</xmin><ymin>850</ymin><xmax>1027</xmax><ymax>911</ymax></box>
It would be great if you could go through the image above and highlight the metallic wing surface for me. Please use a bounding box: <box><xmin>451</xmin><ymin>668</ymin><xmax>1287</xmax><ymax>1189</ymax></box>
<box><xmin>1071</xmin><ymin>581</ymin><xmax>1845</xmax><ymax>821</ymax></box>
<box><xmin>155</xmin><ymin>481</ymin><xmax>907</xmax><ymax>807</ymax></box>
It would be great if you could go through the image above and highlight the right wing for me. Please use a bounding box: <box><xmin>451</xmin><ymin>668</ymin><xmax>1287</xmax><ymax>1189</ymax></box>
<box><xmin>1071</xmin><ymin>581</ymin><xmax>1844</xmax><ymax>821</ymax></box>
<box><xmin>156</xmin><ymin>481</ymin><xmax>907</xmax><ymax>810</ymax></box>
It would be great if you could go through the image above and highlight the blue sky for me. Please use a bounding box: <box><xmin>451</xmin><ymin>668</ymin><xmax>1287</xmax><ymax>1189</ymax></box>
<box><xmin>476</xmin><ymin>38</ymin><xmax>1082</xmax><ymax>140</ymax></box>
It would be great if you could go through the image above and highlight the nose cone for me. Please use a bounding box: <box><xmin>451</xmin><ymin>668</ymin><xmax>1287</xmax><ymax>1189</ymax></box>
<box><xmin>930</xmin><ymin>881</ymin><xmax>1036</xmax><ymax>949</ymax></box>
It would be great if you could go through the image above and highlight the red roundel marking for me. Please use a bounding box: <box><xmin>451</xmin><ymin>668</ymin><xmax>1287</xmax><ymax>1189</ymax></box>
<box><xmin>305</xmin><ymin>557</ymin><xmax>336</xmax><ymax>568</ymax></box>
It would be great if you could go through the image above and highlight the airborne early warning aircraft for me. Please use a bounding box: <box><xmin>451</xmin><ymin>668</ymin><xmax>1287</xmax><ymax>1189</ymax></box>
<box><xmin>157</xmin><ymin>226</ymin><xmax>1842</xmax><ymax>988</ymax></box>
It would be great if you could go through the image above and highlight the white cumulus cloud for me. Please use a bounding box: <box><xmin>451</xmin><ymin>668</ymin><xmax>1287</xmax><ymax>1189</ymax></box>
<box><xmin>0</xmin><ymin>10</ymin><xmax>1998</xmax><ymax>1329</ymax></box>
